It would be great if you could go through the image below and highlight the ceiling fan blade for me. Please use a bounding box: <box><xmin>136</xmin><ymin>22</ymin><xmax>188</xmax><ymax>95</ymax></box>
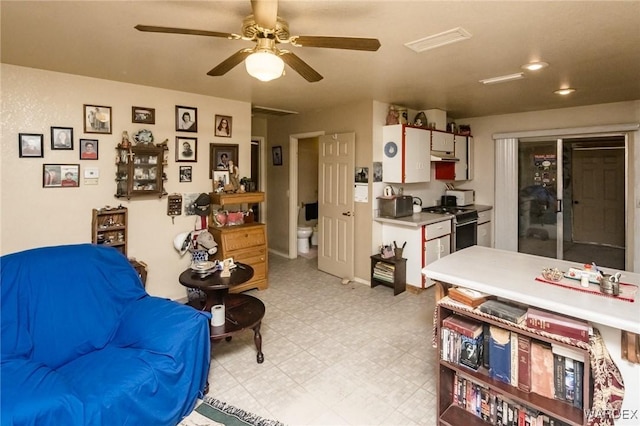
<box><xmin>280</xmin><ymin>52</ymin><xmax>323</xmax><ymax>83</ymax></box>
<box><xmin>135</xmin><ymin>25</ymin><xmax>234</xmax><ymax>39</ymax></box>
<box><xmin>251</xmin><ymin>0</ymin><xmax>278</xmax><ymax>29</ymax></box>
<box><xmin>292</xmin><ymin>35</ymin><xmax>381</xmax><ymax>51</ymax></box>
<box><xmin>207</xmin><ymin>50</ymin><xmax>253</xmax><ymax>76</ymax></box>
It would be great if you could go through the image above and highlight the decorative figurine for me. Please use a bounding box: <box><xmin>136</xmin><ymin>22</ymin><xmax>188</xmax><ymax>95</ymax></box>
<box><xmin>121</xmin><ymin>131</ymin><xmax>131</xmax><ymax>148</ymax></box>
<box><xmin>228</xmin><ymin>160</ymin><xmax>241</xmax><ymax>192</ymax></box>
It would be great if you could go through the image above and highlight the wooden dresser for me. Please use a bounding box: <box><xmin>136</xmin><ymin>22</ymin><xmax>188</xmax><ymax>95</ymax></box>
<box><xmin>208</xmin><ymin>192</ymin><xmax>267</xmax><ymax>293</ymax></box>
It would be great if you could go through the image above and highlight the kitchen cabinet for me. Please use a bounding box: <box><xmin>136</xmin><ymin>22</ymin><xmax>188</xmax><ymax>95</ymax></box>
<box><xmin>115</xmin><ymin>145</ymin><xmax>167</xmax><ymax>199</ymax></box>
<box><xmin>424</xmin><ymin>220</ymin><xmax>452</xmax><ymax>287</ymax></box>
<box><xmin>382</xmin><ymin>124</ymin><xmax>430</xmax><ymax>183</ymax></box>
<box><xmin>380</xmin><ymin>217</ymin><xmax>451</xmax><ymax>288</ymax></box>
<box><xmin>431</xmin><ymin>130</ymin><xmax>455</xmax><ymax>153</ymax></box>
<box><xmin>477</xmin><ymin>209</ymin><xmax>492</xmax><ymax>247</ymax></box>
<box><xmin>435</xmin><ymin>135</ymin><xmax>474</xmax><ymax>181</ymax></box>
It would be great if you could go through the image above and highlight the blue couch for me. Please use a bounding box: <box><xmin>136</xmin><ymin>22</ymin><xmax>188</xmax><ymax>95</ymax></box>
<box><xmin>1</xmin><ymin>244</ymin><xmax>211</xmax><ymax>425</ymax></box>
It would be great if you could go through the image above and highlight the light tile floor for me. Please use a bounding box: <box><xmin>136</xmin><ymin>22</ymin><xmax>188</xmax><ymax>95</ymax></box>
<box><xmin>206</xmin><ymin>255</ymin><xmax>438</xmax><ymax>425</ymax></box>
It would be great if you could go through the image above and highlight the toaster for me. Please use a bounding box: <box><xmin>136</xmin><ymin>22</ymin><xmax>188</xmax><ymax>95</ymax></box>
<box><xmin>378</xmin><ymin>195</ymin><xmax>414</xmax><ymax>218</ymax></box>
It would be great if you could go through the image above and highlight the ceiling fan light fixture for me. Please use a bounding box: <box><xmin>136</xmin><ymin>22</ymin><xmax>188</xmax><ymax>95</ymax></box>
<box><xmin>245</xmin><ymin>51</ymin><xmax>284</xmax><ymax>82</ymax></box>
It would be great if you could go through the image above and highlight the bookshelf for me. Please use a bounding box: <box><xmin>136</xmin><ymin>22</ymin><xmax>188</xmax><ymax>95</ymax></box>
<box><xmin>370</xmin><ymin>254</ymin><xmax>406</xmax><ymax>295</ymax></box>
<box><xmin>437</xmin><ymin>299</ymin><xmax>591</xmax><ymax>426</ymax></box>
<box><xmin>91</xmin><ymin>207</ymin><xmax>127</xmax><ymax>256</ymax></box>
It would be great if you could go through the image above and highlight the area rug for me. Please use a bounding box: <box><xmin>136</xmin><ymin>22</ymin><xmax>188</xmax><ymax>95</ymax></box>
<box><xmin>179</xmin><ymin>396</ymin><xmax>285</xmax><ymax>426</ymax></box>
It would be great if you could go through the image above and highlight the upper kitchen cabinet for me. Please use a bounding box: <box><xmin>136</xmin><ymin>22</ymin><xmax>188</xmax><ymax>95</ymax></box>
<box><xmin>382</xmin><ymin>125</ymin><xmax>430</xmax><ymax>183</ymax></box>
<box><xmin>435</xmin><ymin>136</ymin><xmax>474</xmax><ymax>181</ymax></box>
<box><xmin>430</xmin><ymin>130</ymin><xmax>454</xmax><ymax>153</ymax></box>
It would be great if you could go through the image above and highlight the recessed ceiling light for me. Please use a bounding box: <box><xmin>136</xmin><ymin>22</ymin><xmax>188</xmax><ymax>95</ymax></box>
<box><xmin>522</xmin><ymin>61</ymin><xmax>549</xmax><ymax>71</ymax></box>
<box><xmin>554</xmin><ymin>88</ymin><xmax>576</xmax><ymax>95</ymax></box>
<box><xmin>479</xmin><ymin>73</ymin><xmax>525</xmax><ymax>85</ymax></box>
<box><xmin>405</xmin><ymin>27</ymin><xmax>472</xmax><ymax>53</ymax></box>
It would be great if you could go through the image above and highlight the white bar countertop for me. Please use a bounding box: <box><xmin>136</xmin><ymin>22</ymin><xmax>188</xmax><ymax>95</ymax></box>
<box><xmin>422</xmin><ymin>245</ymin><xmax>640</xmax><ymax>334</ymax></box>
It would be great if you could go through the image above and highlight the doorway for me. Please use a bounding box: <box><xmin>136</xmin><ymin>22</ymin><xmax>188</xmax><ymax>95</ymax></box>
<box><xmin>517</xmin><ymin>136</ymin><xmax>626</xmax><ymax>269</ymax></box>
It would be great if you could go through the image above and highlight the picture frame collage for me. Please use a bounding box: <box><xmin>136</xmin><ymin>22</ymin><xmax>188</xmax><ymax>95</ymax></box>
<box><xmin>20</xmin><ymin>102</ymin><xmax>235</xmax><ymax>187</ymax></box>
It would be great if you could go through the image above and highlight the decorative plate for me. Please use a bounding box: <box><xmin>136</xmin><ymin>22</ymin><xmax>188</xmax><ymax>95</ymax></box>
<box><xmin>384</xmin><ymin>141</ymin><xmax>398</xmax><ymax>158</ymax></box>
<box><xmin>191</xmin><ymin>261</ymin><xmax>216</xmax><ymax>272</ymax></box>
<box><xmin>133</xmin><ymin>129</ymin><xmax>154</xmax><ymax>144</ymax></box>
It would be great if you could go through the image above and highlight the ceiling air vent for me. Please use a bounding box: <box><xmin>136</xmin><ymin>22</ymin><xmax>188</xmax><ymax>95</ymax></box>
<box><xmin>251</xmin><ymin>106</ymin><xmax>299</xmax><ymax>117</ymax></box>
<box><xmin>405</xmin><ymin>27</ymin><xmax>472</xmax><ymax>53</ymax></box>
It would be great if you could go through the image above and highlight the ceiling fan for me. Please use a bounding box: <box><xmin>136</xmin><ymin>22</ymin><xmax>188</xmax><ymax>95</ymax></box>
<box><xmin>135</xmin><ymin>0</ymin><xmax>380</xmax><ymax>82</ymax></box>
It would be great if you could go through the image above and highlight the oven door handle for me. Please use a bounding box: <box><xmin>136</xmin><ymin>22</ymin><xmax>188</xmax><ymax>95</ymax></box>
<box><xmin>455</xmin><ymin>219</ymin><xmax>478</xmax><ymax>226</ymax></box>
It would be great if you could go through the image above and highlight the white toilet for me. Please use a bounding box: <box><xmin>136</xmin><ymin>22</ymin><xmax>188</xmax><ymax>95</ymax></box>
<box><xmin>297</xmin><ymin>226</ymin><xmax>313</xmax><ymax>253</ymax></box>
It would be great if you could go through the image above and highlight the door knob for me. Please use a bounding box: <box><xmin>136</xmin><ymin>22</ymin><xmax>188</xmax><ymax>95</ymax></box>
<box><xmin>342</xmin><ymin>211</ymin><xmax>353</xmax><ymax>216</ymax></box>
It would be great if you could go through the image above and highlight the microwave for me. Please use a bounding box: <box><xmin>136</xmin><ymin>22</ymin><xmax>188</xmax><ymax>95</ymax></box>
<box><xmin>445</xmin><ymin>189</ymin><xmax>475</xmax><ymax>207</ymax></box>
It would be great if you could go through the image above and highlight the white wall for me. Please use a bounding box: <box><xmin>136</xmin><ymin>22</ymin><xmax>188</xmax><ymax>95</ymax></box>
<box><xmin>1</xmin><ymin>64</ymin><xmax>252</xmax><ymax>300</ymax></box>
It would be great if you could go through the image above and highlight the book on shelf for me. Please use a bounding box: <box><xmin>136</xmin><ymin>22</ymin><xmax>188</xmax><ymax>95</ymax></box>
<box><xmin>510</xmin><ymin>332</ymin><xmax>519</xmax><ymax>388</ymax></box>
<box><xmin>530</xmin><ymin>341</ymin><xmax>555</xmax><ymax>399</ymax></box>
<box><xmin>517</xmin><ymin>334</ymin><xmax>532</xmax><ymax>393</ymax></box>
<box><xmin>526</xmin><ymin>307</ymin><xmax>592</xmax><ymax>343</ymax></box>
<box><xmin>459</xmin><ymin>333</ymin><xmax>483</xmax><ymax>370</ymax></box>
<box><xmin>553</xmin><ymin>353</ymin><xmax>566</xmax><ymax>401</ymax></box>
<box><xmin>574</xmin><ymin>360</ymin><xmax>584</xmax><ymax>409</ymax></box>
<box><xmin>564</xmin><ymin>357</ymin><xmax>575</xmax><ymax>403</ymax></box>
<box><xmin>447</xmin><ymin>286</ymin><xmax>492</xmax><ymax>308</ymax></box>
<box><xmin>551</xmin><ymin>342</ymin><xmax>586</xmax><ymax>363</ymax></box>
<box><xmin>479</xmin><ymin>299</ymin><xmax>527</xmax><ymax>324</ymax></box>
<box><xmin>481</xmin><ymin>324</ymin><xmax>491</xmax><ymax>369</ymax></box>
<box><xmin>488</xmin><ymin>326</ymin><xmax>511</xmax><ymax>385</ymax></box>
<box><xmin>442</xmin><ymin>314</ymin><xmax>483</xmax><ymax>338</ymax></box>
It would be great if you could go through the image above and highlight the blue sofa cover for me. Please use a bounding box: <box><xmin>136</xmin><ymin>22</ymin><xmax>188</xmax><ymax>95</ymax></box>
<box><xmin>1</xmin><ymin>244</ymin><xmax>211</xmax><ymax>425</ymax></box>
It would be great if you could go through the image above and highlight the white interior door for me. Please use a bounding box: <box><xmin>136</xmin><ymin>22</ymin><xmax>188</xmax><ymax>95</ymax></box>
<box><xmin>317</xmin><ymin>133</ymin><xmax>355</xmax><ymax>280</ymax></box>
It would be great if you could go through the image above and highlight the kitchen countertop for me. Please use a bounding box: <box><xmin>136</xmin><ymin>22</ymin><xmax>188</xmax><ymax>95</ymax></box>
<box><xmin>422</xmin><ymin>245</ymin><xmax>640</xmax><ymax>334</ymax></box>
<box><xmin>375</xmin><ymin>204</ymin><xmax>493</xmax><ymax>227</ymax></box>
<box><xmin>375</xmin><ymin>212</ymin><xmax>453</xmax><ymax>227</ymax></box>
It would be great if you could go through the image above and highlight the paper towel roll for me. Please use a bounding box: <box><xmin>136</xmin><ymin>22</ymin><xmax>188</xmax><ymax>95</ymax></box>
<box><xmin>211</xmin><ymin>304</ymin><xmax>225</xmax><ymax>327</ymax></box>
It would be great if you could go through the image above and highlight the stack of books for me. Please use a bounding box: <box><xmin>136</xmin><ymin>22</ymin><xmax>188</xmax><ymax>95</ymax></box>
<box><xmin>447</xmin><ymin>287</ymin><xmax>492</xmax><ymax>308</ymax></box>
<box><xmin>526</xmin><ymin>307</ymin><xmax>593</xmax><ymax>343</ymax></box>
<box><xmin>441</xmin><ymin>315</ymin><xmax>484</xmax><ymax>370</ymax></box>
<box><xmin>372</xmin><ymin>261</ymin><xmax>395</xmax><ymax>283</ymax></box>
<box><xmin>453</xmin><ymin>373</ymin><xmax>571</xmax><ymax>425</ymax></box>
<box><xmin>485</xmin><ymin>325</ymin><xmax>586</xmax><ymax>409</ymax></box>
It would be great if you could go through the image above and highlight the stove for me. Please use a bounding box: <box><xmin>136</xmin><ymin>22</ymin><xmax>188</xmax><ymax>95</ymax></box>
<box><xmin>422</xmin><ymin>206</ymin><xmax>478</xmax><ymax>251</ymax></box>
<box><xmin>422</xmin><ymin>206</ymin><xmax>478</xmax><ymax>224</ymax></box>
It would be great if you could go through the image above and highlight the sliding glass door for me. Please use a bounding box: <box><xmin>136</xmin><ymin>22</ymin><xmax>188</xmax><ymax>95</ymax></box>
<box><xmin>518</xmin><ymin>140</ymin><xmax>563</xmax><ymax>259</ymax></box>
<box><xmin>517</xmin><ymin>136</ymin><xmax>625</xmax><ymax>268</ymax></box>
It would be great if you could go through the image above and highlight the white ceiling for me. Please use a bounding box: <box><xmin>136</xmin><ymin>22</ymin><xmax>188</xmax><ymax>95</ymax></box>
<box><xmin>2</xmin><ymin>1</ymin><xmax>639</xmax><ymax>119</ymax></box>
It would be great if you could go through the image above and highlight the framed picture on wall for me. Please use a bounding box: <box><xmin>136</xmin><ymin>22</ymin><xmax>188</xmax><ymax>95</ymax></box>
<box><xmin>272</xmin><ymin>146</ymin><xmax>283</xmax><ymax>166</ymax></box>
<box><xmin>209</xmin><ymin>143</ymin><xmax>238</xmax><ymax>177</ymax></box>
<box><xmin>179</xmin><ymin>166</ymin><xmax>192</xmax><ymax>182</ymax></box>
<box><xmin>79</xmin><ymin>139</ymin><xmax>99</xmax><ymax>160</ymax></box>
<box><xmin>51</xmin><ymin>127</ymin><xmax>73</xmax><ymax>150</ymax></box>
<box><xmin>43</xmin><ymin>164</ymin><xmax>80</xmax><ymax>188</ymax></box>
<box><xmin>176</xmin><ymin>136</ymin><xmax>197</xmax><ymax>162</ymax></box>
<box><xmin>18</xmin><ymin>133</ymin><xmax>44</xmax><ymax>158</ymax></box>
<box><xmin>84</xmin><ymin>104</ymin><xmax>112</xmax><ymax>134</ymax></box>
<box><xmin>176</xmin><ymin>105</ymin><xmax>197</xmax><ymax>132</ymax></box>
<box><xmin>214</xmin><ymin>115</ymin><xmax>232</xmax><ymax>137</ymax></box>
<box><xmin>132</xmin><ymin>106</ymin><xmax>155</xmax><ymax>124</ymax></box>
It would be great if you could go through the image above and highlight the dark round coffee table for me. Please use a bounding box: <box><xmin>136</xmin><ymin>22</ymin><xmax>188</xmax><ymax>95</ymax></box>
<box><xmin>179</xmin><ymin>262</ymin><xmax>254</xmax><ymax>311</ymax></box>
<box><xmin>211</xmin><ymin>293</ymin><xmax>265</xmax><ymax>364</ymax></box>
<box><xmin>179</xmin><ymin>263</ymin><xmax>265</xmax><ymax>363</ymax></box>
